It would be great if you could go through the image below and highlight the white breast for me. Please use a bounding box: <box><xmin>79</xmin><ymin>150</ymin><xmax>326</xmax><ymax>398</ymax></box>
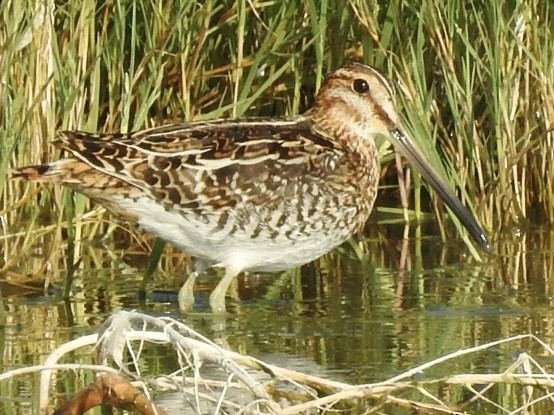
<box><xmin>112</xmin><ymin>195</ymin><xmax>354</xmax><ymax>274</ymax></box>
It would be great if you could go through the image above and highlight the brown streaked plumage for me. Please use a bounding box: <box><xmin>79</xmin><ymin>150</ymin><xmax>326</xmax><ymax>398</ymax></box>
<box><xmin>13</xmin><ymin>62</ymin><xmax>491</xmax><ymax>313</ymax></box>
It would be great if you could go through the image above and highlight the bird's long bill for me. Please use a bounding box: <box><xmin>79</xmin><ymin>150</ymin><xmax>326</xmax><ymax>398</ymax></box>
<box><xmin>389</xmin><ymin>128</ymin><xmax>491</xmax><ymax>253</ymax></box>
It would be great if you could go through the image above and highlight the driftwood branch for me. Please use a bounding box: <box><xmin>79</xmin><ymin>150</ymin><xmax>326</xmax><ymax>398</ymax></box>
<box><xmin>53</xmin><ymin>372</ymin><xmax>165</xmax><ymax>415</ymax></box>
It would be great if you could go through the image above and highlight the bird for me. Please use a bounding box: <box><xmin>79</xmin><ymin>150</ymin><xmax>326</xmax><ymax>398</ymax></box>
<box><xmin>13</xmin><ymin>62</ymin><xmax>491</xmax><ymax>313</ymax></box>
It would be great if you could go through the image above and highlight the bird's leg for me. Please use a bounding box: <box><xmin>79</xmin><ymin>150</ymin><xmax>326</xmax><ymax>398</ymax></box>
<box><xmin>178</xmin><ymin>260</ymin><xmax>209</xmax><ymax>313</ymax></box>
<box><xmin>177</xmin><ymin>272</ymin><xmax>197</xmax><ymax>312</ymax></box>
<box><xmin>209</xmin><ymin>267</ymin><xmax>240</xmax><ymax>314</ymax></box>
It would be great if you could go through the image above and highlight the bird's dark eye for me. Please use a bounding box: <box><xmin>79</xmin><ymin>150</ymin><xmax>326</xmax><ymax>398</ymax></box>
<box><xmin>352</xmin><ymin>78</ymin><xmax>369</xmax><ymax>94</ymax></box>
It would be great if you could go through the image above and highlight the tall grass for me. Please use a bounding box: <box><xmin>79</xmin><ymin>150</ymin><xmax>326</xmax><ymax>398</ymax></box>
<box><xmin>0</xmin><ymin>0</ymin><xmax>553</xmax><ymax>273</ymax></box>
<box><xmin>387</xmin><ymin>0</ymin><xmax>554</xmax><ymax>233</ymax></box>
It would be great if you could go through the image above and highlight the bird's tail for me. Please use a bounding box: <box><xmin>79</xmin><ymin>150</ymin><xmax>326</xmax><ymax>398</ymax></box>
<box><xmin>11</xmin><ymin>159</ymin><xmax>83</xmax><ymax>183</ymax></box>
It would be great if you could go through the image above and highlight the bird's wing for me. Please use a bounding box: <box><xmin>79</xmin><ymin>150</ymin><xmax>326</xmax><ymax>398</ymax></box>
<box><xmin>55</xmin><ymin>118</ymin><xmax>346</xmax><ymax>212</ymax></box>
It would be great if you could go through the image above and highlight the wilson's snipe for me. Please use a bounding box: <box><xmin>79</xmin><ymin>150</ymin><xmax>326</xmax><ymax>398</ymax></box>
<box><xmin>14</xmin><ymin>62</ymin><xmax>490</xmax><ymax>313</ymax></box>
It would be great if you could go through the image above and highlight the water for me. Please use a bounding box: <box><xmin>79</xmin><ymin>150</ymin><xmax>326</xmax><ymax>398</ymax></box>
<box><xmin>2</xmin><ymin>228</ymin><xmax>554</xmax><ymax>414</ymax></box>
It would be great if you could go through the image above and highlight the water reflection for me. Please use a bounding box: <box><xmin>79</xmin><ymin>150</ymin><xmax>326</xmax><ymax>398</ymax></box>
<box><xmin>2</xmin><ymin>228</ymin><xmax>554</xmax><ymax>413</ymax></box>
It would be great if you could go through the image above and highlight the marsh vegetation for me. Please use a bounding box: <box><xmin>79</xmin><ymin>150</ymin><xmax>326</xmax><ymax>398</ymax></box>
<box><xmin>1</xmin><ymin>0</ymin><xmax>553</xmax><ymax>413</ymax></box>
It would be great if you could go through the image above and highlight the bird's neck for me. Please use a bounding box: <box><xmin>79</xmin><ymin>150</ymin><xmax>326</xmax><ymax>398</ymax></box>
<box><xmin>304</xmin><ymin>105</ymin><xmax>379</xmax><ymax>167</ymax></box>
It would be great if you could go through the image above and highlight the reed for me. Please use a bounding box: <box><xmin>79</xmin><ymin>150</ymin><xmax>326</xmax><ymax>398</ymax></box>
<box><xmin>1</xmin><ymin>0</ymin><xmax>552</xmax><ymax>270</ymax></box>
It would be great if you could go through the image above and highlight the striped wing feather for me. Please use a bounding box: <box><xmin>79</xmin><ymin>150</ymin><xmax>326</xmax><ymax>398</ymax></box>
<box><xmin>55</xmin><ymin>118</ymin><xmax>346</xmax><ymax>213</ymax></box>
